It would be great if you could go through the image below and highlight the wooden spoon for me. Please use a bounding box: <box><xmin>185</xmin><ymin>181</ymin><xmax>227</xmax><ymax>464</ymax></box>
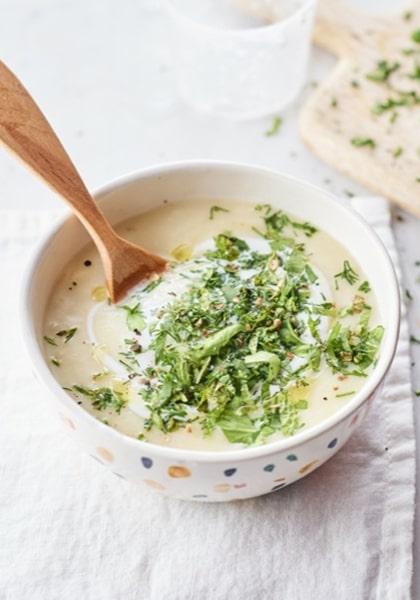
<box><xmin>0</xmin><ymin>61</ymin><xmax>167</xmax><ymax>302</ymax></box>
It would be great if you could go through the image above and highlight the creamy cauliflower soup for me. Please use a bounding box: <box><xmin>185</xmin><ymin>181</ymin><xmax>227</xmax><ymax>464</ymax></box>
<box><xmin>43</xmin><ymin>200</ymin><xmax>383</xmax><ymax>451</ymax></box>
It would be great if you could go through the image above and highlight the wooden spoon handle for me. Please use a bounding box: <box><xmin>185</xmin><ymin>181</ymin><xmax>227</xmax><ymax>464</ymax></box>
<box><xmin>0</xmin><ymin>61</ymin><xmax>115</xmax><ymax>247</ymax></box>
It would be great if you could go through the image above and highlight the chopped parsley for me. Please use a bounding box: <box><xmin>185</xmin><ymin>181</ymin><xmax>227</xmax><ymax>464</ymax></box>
<box><xmin>121</xmin><ymin>303</ymin><xmax>146</xmax><ymax>332</ymax></box>
<box><xmin>412</xmin><ymin>30</ymin><xmax>420</xmax><ymax>44</ymax></box>
<box><xmin>210</xmin><ymin>205</ymin><xmax>229</xmax><ymax>220</ymax></box>
<box><xmin>44</xmin><ymin>335</ymin><xmax>57</xmax><ymax>346</ymax></box>
<box><xmin>409</xmin><ymin>63</ymin><xmax>420</xmax><ymax>79</ymax></box>
<box><xmin>351</xmin><ymin>137</ymin><xmax>376</xmax><ymax>149</ymax></box>
<box><xmin>358</xmin><ymin>281</ymin><xmax>371</xmax><ymax>293</ymax></box>
<box><xmin>143</xmin><ymin>277</ymin><xmax>162</xmax><ymax>293</ymax></box>
<box><xmin>335</xmin><ymin>261</ymin><xmax>359</xmax><ymax>288</ymax></box>
<box><xmin>372</xmin><ymin>93</ymin><xmax>420</xmax><ymax>115</ymax></box>
<box><xmin>336</xmin><ymin>391</ymin><xmax>355</xmax><ymax>398</ymax></box>
<box><xmin>366</xmin><ymin>60</ymin><xmax>400</xmax><ymax>82</ymax></box>
<box><xmin>56</xmin><ymin>328</ymin><xmax>78</xmax><ymax>343</ymax></box>
<box><xmin>265</xmin><ymin>116</ymin><xmax>283</xmax><ymax>137</ymax></box>
<box><xmin>72</xmin><ymin>385</ymin><xmax>127</xmax><ymax>413</ymax></box>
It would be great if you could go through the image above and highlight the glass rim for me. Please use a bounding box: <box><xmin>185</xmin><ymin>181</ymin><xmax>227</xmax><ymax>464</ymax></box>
<box><xmin>164</xmin><ymin>0</ymin><xmax>317</xmax><ymax>38</ymax></box>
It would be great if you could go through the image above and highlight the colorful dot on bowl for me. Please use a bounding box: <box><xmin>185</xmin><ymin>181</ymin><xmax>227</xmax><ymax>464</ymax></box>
<box><xmin>286</xmin><ymin>454</ymin><xmax>298</xmax><ymax>462</ymax></box>
<box><xmin>264</xmin><ymin>464</ymin><xmax>275</xmax><ymax>472</ymax></box>
<box><xmin>144</xmin><ymin>479</ymin><xmax>165</xmax><ymax>491</ymax></box>
<box><xmin>224</xmin><ymin>468</ymin><xmax>237</xmax><ymax>477</ymax></box>
<box><xmin>141</xmin><ymin>457</ymin><xmax>153</xmax><ymax>469</ymax></box>
<box><xmin>272</xmin><ymin>483</ymin><xmax>286</xmax><ymax>492</ymax></box>
<box><xmin>299</xmin><ymin>460</ymin><xmax>318</xmax><ymax>475</ymax></box>
<box><xmin>168</xmin><ymin>465</ymin><xmax>191</xmax><ymax>478</ymax></box>
<box><xmin>96</xmin><ymin>447</ymin><xmax>114</xmax><ymax>462</ymax></box>
<box><xmin>328</xmin><ymin>438</ymin><xmax>338</xmax><ymax>449</ymax></box>
<box><xmin>214</xmin><ymin>483</ymin><xmax>231</xmax><ymax>493</ymax></box>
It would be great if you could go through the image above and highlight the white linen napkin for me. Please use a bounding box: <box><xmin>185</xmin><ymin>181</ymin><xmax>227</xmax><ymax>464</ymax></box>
<box><xmin>0</xmin><ymin>199</ymin><xmax>414</xmax><ymax>600</ymax></box>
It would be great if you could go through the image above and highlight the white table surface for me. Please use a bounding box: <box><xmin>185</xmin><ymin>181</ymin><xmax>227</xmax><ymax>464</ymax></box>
<box><xmin>1</xmin><ymin>0</ymin><xmax>418</xmax><ymax>595</ymax></box>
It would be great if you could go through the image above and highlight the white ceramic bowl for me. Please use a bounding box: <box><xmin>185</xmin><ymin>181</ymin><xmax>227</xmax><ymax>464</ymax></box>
<box><xmin>21</xmin><ymin>161</ymin><xmax>400</xmax><ymax>502</ymax></box>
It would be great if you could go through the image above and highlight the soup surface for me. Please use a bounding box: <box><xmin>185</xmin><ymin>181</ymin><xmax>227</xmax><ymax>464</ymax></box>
<box><xmin>44</xmin><ymin>199</ymin><xmax>383</xmax><ymax>451</ymax></box>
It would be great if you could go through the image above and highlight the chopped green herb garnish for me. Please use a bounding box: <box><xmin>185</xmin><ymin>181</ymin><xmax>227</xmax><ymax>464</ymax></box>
<box><xmin>72</xmin><ymin>385</ymin><xmax>127</xmax><ymax>413</ymax></box>
<box><xmin>265</xmin><ymin>116</ymin><xmax>283</xmax><ymax>137</ymax></box>
<box><xmin>56</xmin><ymin>328</ymin><xmax>78</xmax><ymax>343</ymax></box>
<box><xmin>336</xmin><ymin>391</ymin><xmax>356</xmax><ymax>398</ymax></box>
<box><xmin>406</xmin><ymin>289</ymin><xmax>413</xmax><ymax>301</ymax></box>
<box><xmin>335</xmin><ymin>261</ymin><xmax>359</xmax><ymax>287</ymax></box>
<box><xmin>410</xmin><ymin>335</ymin><xmax>420</xmax><ymax>344</ymax></box>
<box><xmin>409</xmin><ymin>63</ymin><xmax>420</xmax><ymax>79</ymax></box>
<box><xmin>358</xmin><ymin>281</ymin><xmax>371</xmax><ymax>293</ymax></box>
<box><xmin>206</xmin><ymin>233</ymin><xmax>249</xmax><ymax>261</ymax></box>
<box><xmin>331</xmin><ymin>97</ymin><xmax>338</xmax><ymax>108</ymax></box>
<box><xmin>143</xmin><ymin>277</ymin><xmax>163</xmax><ymax>293</ymax></box>
<box><xmin>121</xmin><ymin>303</ymin><xmax>146</xmax><ymax>332</ymax></box>
<box><xmin>255</xmin><ymin>204</ymin><xmax>317</xmax><ymax>238</ymax></box>
<box><xmin>44</xmin><ymin>335</ymin><xmax>57</xmax><ymax>346</ymax></box>
<box><xmin>326</xmin><ymin>319</ymin><xmax>384</xmax><ymax>376</ymax></box>
<box><xmin>404</xmin><ymin>10</ymin><xmax>413</xmax><ymax>21</ymax></box>
<box><xmin>415</xmin><ymin>391</ymin><xmax>420</xmax><ymax>397</ymax></box>
<box><xmin>366</xmin><ymin>60</ymin><xmax>400</xmax><ymax>82</ymax></box>
<box><xmin>351</xmin><ymin>137</ymin><xmax>376</xmax><ymax>149</ymax></box>
<box><xmin>51</xmin><ymin>358</ymin><xmax>61</xmax><ymax>367</ymax></box>
<box><xmin>209</xmin><ymin>205</ymin><xmax>229</xmax><ymax>220</ymax></box>
<box><xmin>393</xmin><ymin>146</ymin><xmax>404</xmax><ymax>158</ymax></box>
<box><xmin>412</xmin><ymin>30</ymin><xmax>420</xmax><ymax>44</ymax></box>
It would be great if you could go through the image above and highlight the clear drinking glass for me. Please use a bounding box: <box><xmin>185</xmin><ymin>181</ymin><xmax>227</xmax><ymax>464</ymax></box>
<box><xmin>164</xmin><ymin>0</ymin><xmax>318</xmax><ymax>119</ymax></box>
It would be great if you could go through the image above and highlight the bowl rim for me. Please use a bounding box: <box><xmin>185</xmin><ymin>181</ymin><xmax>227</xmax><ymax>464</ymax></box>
<box><xmin>21</xmin><ymin>159</ymin><xmax>401</xmax><ymax>463</ymax></box>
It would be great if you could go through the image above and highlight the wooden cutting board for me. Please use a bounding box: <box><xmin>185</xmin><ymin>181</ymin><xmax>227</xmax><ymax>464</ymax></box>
<box><xmin>238</xmin><ymin>0</ymin><xmax>420</xmax><ymax>217</ymax></box>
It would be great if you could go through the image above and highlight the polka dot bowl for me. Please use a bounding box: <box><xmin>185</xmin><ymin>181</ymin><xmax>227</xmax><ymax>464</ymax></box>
<box><xmin>21</xmin><ymin>162</ymin><xmax>400</xmax><ymax>502</ymax></box>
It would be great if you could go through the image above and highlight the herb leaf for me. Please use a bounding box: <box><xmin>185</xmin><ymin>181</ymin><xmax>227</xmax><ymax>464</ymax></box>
<box><xmin>209</xmin><ymin>206</ymin><xmax>229</xmax><ymax>220</ymax></box>
<box><xmin>56</xmin><ymin>328</ymin><xmax>78</xmax><ymax>343</ymax></box>
<box><xmin>121</xmin><ymin>303</ymin><xmax>146</xmax><ymax>332</ymax></box>
<box><xmin>265</xmin><ymin>116</ymin><xmax>283</xmax><ymax>137</ymax></box>
<box><xmin>351</xmin><ymin>137</ymin><xmax>376</xmax><ymax>149</ymax></box>
<box><xmin>72</xmin><ymin>385</ymin><xmax>127</xmax><ymax>413</ymax></box>
<box><xmin>335</xmin><ymin>261</ymin><xmax>359</xmax><ymax>287</ymax></box>
<box><xmin>366</xmin><ymin>60</ymin><xmax>400</xmax><ymax>82</ymax></box>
